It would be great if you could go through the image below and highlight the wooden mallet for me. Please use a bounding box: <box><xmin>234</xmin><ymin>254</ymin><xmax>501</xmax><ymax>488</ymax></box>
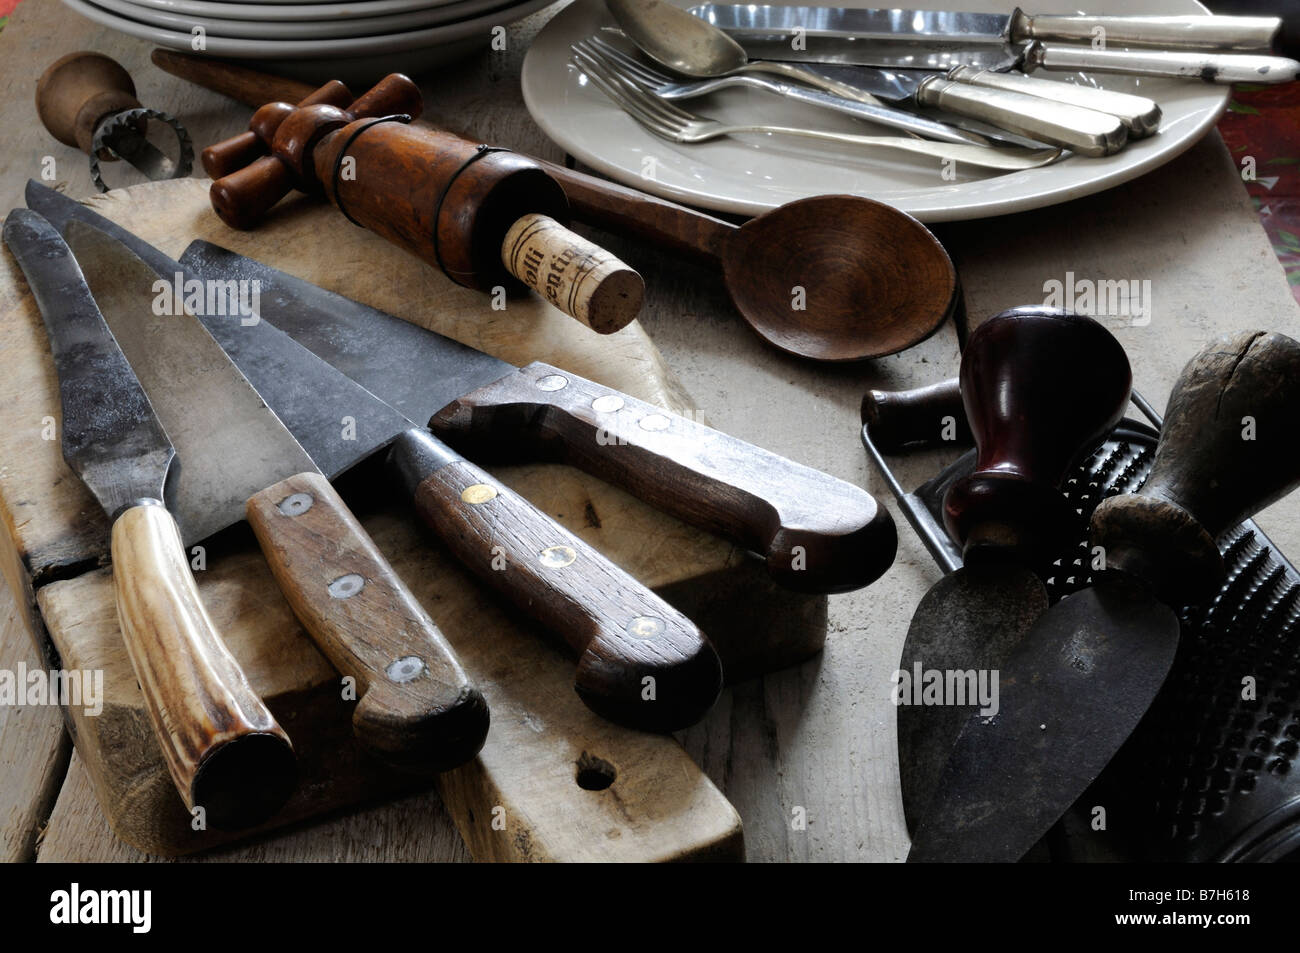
<box><xmin>203</xmin><ymin>74</ymin><xmax>644</xmax><ymax>333</ymax></box>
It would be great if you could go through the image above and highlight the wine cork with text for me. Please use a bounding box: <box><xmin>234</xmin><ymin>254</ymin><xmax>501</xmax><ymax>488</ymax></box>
<box><xmin>502</xmin><ymin>213</ymin><xmax>644</xmax><ymax>334</ymax></box>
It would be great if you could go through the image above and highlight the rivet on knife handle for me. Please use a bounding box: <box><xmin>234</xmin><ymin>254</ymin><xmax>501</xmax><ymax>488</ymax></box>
<box><xmin>944</xmin><ymin>307</ymin><xmax>1132</xmax><ymax>562</ymax></box>
<box><xmin>111</xmin><ymin>502</ymin><xmax>297</xmax><ymax>827</ymax></box>
<box><xmin>915</xmin><ymin>77</ymin><xmax>1127</xmax><ymax>157</ymax></box>
<box><xmin>1026</xmin><ymin>43</ymin><xmax>1300</xmax><ymax>85</ymax></box>
<box><xmin>389</xmin><ymin>429</ymin><xmax>723</xmax><ymax>732</ymax></box>
<box><xmin>946</xmin><ymin>65</ymin><xmax>1161</xmax><ymax>139</ymax></box>
<box><xmin>246</xmin><ymin>472</ymin><xmax>489</xmax><ymax>771</ymax></box>
<box><xmin>430</xmin><ymin>362</ymin><xmax>897</xmax><ymax>594</ymax></box>
<box><xmin>1091</xmin><ymin>331</ymin><xmax>1300</xmax><ymax>606</ymax></box>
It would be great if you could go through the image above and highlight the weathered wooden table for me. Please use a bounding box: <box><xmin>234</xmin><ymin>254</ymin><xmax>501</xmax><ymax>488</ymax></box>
<box><xmin>1</xmin><ymin>0</ymin><xmax>1298</xmax><ymax>862</ymax></box>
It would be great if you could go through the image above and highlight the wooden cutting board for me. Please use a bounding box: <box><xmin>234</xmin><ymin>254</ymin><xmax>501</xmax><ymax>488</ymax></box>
<box><xmin>0</xmin><ymin>178</ymin><xmax>828</xmax><ymax>859</ymax></box>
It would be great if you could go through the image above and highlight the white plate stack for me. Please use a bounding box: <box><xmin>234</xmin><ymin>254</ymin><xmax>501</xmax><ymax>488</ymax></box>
<box><xmin>63</xmin><ymin>0</ymin><xmax>556</xmax><ymax>80</ymax></box>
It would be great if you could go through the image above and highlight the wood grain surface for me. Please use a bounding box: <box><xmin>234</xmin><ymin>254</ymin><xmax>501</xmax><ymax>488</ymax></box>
<box><xmin>3</xmin><ymin>0</ymin><xmax>1300</xmax><ymax>862</ymax></box>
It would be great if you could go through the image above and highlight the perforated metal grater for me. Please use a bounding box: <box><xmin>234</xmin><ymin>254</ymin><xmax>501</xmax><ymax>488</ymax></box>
<box><xmin>864</xmin><ymin>396</ymin><xmax>1300</xmax><ymax>862</ymax></box>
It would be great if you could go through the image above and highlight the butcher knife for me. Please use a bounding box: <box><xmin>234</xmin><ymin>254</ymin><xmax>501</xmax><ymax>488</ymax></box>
<box><xmin>908</xmin><ymin>330</ymin><xmax>1300</xmax><ymax>862</ymax></box>
<box><xmin>862</xmin><ymin>308</ymin><xmax>1131</xmax><ymax>833</ymax></box>
<box><xmin>693</xmin><ymin>5</ymin><xmax>1298</xmax><ymax>84</ymax></box>
<box><xmin>65</xmin><ymin>222</ymin><xmax>488</xmax><ymax>773</ymax></box>
<box><xmin>23</xmin><ymin>182</ymin><xmax>724</xmax><ymax>731</ymax></box>
<box><xmin>2</xmin><ymin>208</ymin><xmax>296</xmax><ymax>829</ymax></box>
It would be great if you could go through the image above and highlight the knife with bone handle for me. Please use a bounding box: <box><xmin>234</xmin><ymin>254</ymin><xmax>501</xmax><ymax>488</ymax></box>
<box><xmin>202</xmin><ymin>73</ymin><xmax>643</xmax><ymax>334</ymax></box>
<box><xmin>23</xmin><ymin>180</ymin><xmax>722</xmax><ymax>732</ymax></box>
<box><xmin>2</xmin><ymin>209</ymin><xmax>297</xmax><ymax>829</ymax></box>
<box><xmin>907</xmin><ymin>330</ymin><xmax>1300</xmax><ymax>863</ymax></box>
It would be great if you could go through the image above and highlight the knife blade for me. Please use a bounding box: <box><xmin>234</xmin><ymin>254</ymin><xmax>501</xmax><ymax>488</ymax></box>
<box><xmin>861</xmin><ymin>308</ymin><xmax>1132</xmax><ymax>832</ymax></box>
<box><xmin>21</xmin><ymin>183</ymin><xmax>725</xmax><ymax>731</ymax></box>
<box><xmin>694</xmin><ymin>5</ymin><xmax>1299</xmax><ymax>85</ymax></box>
<box><xmin>908</xmin><ymin>330</ymin><xmax>1300</xmax><ymax>862</ymax></box>
<box><xmin>1</xmin><ymin>209</ymin><xmax>296</xmax><ymax>830</ymax></box>
<box><xmin>66</xmin><ymin>222</ymin><xmax>488</xmax><ymax>773</ymax></box>
<box><xmin>166</xmin><ymin>243</ymin><xmax>898</xmax><ymax>598</ymax></box>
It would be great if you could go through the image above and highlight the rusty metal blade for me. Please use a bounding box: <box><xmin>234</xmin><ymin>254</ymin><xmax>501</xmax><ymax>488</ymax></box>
<box><xmin>906</xmin><ymin>576</ymin><xmax>1180</xmax><ymax>862</ymax></box>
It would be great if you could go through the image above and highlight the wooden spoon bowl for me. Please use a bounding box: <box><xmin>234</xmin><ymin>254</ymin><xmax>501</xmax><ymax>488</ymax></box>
<box><xmin>721</xmin><ymin>195</ymin><xmax>958</xmax><ymax>361</ymax></box>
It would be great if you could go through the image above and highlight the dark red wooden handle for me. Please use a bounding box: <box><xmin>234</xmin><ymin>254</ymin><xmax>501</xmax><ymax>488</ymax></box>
<box><xmin>861</xmin><ymin>379</ymin><xmax>970</xmax><ymax>452</ymax></box>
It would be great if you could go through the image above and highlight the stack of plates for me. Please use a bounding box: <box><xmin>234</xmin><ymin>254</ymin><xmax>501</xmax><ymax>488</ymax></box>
<box><xmin>62</xmin><ymin>0</ymin><xmax>556</xmax><ymax>78</ymax></box>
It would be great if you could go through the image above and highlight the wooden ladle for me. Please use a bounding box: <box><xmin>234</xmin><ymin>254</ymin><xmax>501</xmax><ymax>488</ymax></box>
<box><xmin>153</xmin><ymin>49</ymin><xmax>959</xmax><ymax>362</ymax></box>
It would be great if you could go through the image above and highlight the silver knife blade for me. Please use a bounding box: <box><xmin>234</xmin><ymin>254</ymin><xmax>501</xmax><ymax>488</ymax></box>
<box><xmin>2</xmin><ymin>209</ymin><xmax>174</xmax><ymax>520</ymax></box>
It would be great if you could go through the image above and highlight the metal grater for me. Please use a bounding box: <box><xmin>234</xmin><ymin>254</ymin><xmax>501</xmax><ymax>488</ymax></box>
<box><xmin>864</xmin><ymin>403</ymin><xmax>1300</xmax><ymax>862</ymax></box>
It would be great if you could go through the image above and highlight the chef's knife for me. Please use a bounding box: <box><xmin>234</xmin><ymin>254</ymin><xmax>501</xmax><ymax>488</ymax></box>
<box><xmin>166</xmin><ymin>243</ymin><xmax>897</xmax><ymax>597</ymax></box>
<box><xmin>66</xmin><ymin>223</ymin><xmax>488</xmax><ymax>772</ymax></box>
<box><xmin>908</xmin><ymin>330</ymin><xmax>1300</xmax><ymax>863</ymax></box>
<box><xmin>862</xmin><ymin>308</ymin><xmax>1131</xmax><ymax>833</ymax></box>
<box><xmin>2</xmin><ymin>209</ymin><xmax>296</xmax><ymax>830</ymax></box>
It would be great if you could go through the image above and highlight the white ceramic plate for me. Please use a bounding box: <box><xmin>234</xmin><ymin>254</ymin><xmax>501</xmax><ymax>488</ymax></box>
<box><xmin>521</xmin><ymin>0</ymin><xmax>1230</xmax><ymax>221</ymax></box>
<box><xmin>101</xmin><ymin>0</ymin><xmax>520</xmax><ymax>38</ymax></box>
<box><xmin>62</xmin><ymin>0</ymin><xmax>554</xmax><ymax>57</ymax></box>
<box><xmin>115</xmin><ymin>0</ymin><xmax>483</xmax><ymax>23</ymax></box>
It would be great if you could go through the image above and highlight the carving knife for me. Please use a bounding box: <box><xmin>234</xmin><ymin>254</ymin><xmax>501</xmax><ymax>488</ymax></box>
<box><xmin>907</xmin><ymin>330</ymin><xmax>1300</xmax><ymax>862</ymax></box>
<box><xmin>23</xmin><ymin>182</ymin><xmax>724</xmax><ymax>731</ymax></box>
<box><xmin>64</xmin><ymin>222</ymin><xmax>488</xmax><ymax>773</ymax></box>
<box><xmin>692</xmin><ymin>5</ymin><xmax>1299</xmax><ymax>84</ymax></box>
<box><xmin>861</xmin><ymin>308</ymin><xmax>1131</xmax><ymax>833</ymax></box>
<box><xmin>2</xmin><ymin>208</ymin><xmax>296</xmax><ymax>829</ymax></box>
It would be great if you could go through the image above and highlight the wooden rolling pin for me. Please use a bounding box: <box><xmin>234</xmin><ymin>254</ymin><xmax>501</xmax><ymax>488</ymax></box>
<box><xmin>201</xmin><ymin>72</ymin><xmax>643</xmax><ymax>334</ymax></box>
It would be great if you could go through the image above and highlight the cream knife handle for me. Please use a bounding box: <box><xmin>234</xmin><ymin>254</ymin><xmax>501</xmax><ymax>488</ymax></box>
<box><xmin>915</xmin><ymin>76</ymin><xmax>1127</xmax><ymax>157</ymax></box>
<box><xmin>1013</xmin><ymin>10</ymin><xmax>1281</xmax><ymax>52</ymax></box>
<box><xmin>1027</xmin><ymin>43</ymin><xmax>1300</xmax><ymax>85</ymax></box>
<box><xmin>947</xmin><ymin>65</ymin><xmax>1161</xmax><ymax>138</ymax></box>
<box><xmin>110</xmin><ymin>502</ymin><xmax>296</xmax><ymax>830</ymax></box>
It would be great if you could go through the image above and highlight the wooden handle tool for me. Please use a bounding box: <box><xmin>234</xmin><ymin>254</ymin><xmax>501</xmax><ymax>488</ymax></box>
<box><xmin>203</xmin><ymin>73</ymin><xmax>643</xmax><ymax>333</ymax></box>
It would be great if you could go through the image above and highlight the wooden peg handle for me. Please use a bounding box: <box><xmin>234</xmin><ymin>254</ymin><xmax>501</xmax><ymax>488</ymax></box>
<box><xmin>389</xmin><ymin>430</ymin><xmax>722</xmax><ymax>731</ymax></box>
<box><xmin>1092</xmin><ymin>330</ymin><xmax>1300</xmax><ymax>605</ymax></box>
<box><xmin>246</xmin><ymin>472</ymin><xmax>488</xmax><ymax>772</ymax></box>
<box><xmin>36</xmin><ymin>52</ymin><xmax>141</xmax><ymax>156</ymax></box>
<box><xmin>202</xmin><ymin>82</ymin><xmax>352</xmax><ymax>179</ymax></box>
<box><xmin>861</xmin><ymin>379</ymin><xmax>970</xmax><ymax>453</ymax></box>
<box><xmin>501</xmin><ymin>213</ymin><xmax>643</xmax><ymax>334</ymax></box>
<box><xmin>944</xmin><ymin>307</ymin><xmax>1131</xmax><ymax>562</ymax></box>
<box><xmin>110</xmin><ymin>503</ymin><xmax>296</xmax><ymax>829</ymax></box>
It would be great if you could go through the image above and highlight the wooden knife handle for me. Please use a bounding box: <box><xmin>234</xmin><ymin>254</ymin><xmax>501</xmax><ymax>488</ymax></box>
<box><xmin>110</xmin><ymin>502</ymin><xmax>296</xmax><ymax>829</ymax></box>
<box><xmin>861</xmin><ymin>379</ymin><xmax>970</xmax><ymax>453</ymax></box>
<box><xmin>429</xmin><ymin>363</ymin><xmax>896</xmax><ymax>594</ymax></box>
<box><xmin>944</xmin><ymin>307</ymin><xmax>1131</xmax><ymax>563</ymax></box>
<box><xmin>1092</xmin><ymin>331</ymin><xmax>1300</xmax><ymax>605</ymax></box>
<box><xmin>390</xmin><ymin>430</ymin><xmax>722</xmax><ymax>731</ymax></box>
<box><xmin>246</xmin><ymin>472</ymin><xmax>488</xmax><ymax>771</ymax></box>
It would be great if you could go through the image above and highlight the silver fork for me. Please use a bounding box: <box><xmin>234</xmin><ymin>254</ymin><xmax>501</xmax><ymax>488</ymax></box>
<box><xmin>571</xmin><ymin>45</ymin><xmax>1062</xmax><ymax>173</ymax></box>
<box><xmin>582</xmin><ymin>34</ymin><xmax>1010</xmax><ymax>148</ymax></box>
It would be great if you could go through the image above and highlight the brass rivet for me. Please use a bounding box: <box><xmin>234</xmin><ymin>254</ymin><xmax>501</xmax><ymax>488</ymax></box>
<box><xmin>639</xmin><ymin>414</ymin><xmax>670</xmax><ymax>432</ymax></box>
<box><xmin>328</xmin><ymin>573</ymin><xmax>365</xmax><ymax>599</ymax></box>
<box><xmin>386</xmin><ymin>655</ymin><xmax>426</xmax><ymax>683</ymax></box>
<box><xmin>460</xmin><ymin>484</ymin><xmax>499</xmax><ymax>504</ymax></box>
<box><xmin>537</xmin><ymin>374</ymin><xmax>569</xmax><ymax>392</ymax></box>
<box><xmin>592</xmin><ymin>394</ymin><xmax>624</xmax><ymax>413</ymax></box>
<box><xmin>627</xmin><ymin>616</ymin><xmax>664</xmax><ymax>640</ymax></box>
<box><xmin>278</xmin><ymin>492</ymin><xmax>314</xmax><ymax>516</ymax></box>
<box><xmin>539</xmin><ymin>545</ymin><xmax>577</xmax><ymax>569</ymax></box>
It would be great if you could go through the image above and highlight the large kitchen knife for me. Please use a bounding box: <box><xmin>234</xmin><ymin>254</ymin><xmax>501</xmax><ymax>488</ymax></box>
<box><xmin>862</xmin><ymin>308</ymin><xmax>1131</xmax><ymax>833</ymax></box>
<box><xmin>693</xmin><ymin>5</ymin><xmax>1299</xmax><ymax>84</ymax></box>
<box><xmin>65</xmin><ymin>223</ymin><xmax>488</xmax><ymax>773</ymax></box>
<box><xmin>907</xmin><ymin>330</ymin><xmax>1300</xmax><ymax>862</ymax></box>
<box><xmin>22</xmin><ymin>183</ymin><xmax>724</xmax><ymax>731</ymax></box>
<box><xmin>2</xmin><ymin>209</ymin><xmax>296</xmax><ymax>829</ymax></box>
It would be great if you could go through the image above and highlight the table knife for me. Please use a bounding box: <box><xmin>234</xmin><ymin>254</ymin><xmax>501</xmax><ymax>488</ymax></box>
<box><xmin>693</xmin><ymin>5</ymin><xmax>1297</xmax><ymax>84</ymax></box>
<box><xmin>65</xmin><ymin>222</ymin><xmax>489</xmax><ymax>773</ymax></box>
<box><xmin>908</xmin><ymin>330</ymin><xmax>1300</xmax><ymax>862</ymax></box>
<box><xmin>2</xmin><ymin>209</ymin><xmax>296</xmax><ymax>830</ymax></box>
<box><xmin>21</xmin><ymin>182</ymin><xmax>723</xmax><ymax>731</ymax></box>
<box><xmin>861</xmin><ymin>307</ymin><xmax>1131</xmax><ymax>831</ymax></box>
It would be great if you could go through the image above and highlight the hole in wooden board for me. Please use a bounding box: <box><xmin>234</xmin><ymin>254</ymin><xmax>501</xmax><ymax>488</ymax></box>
<box><xmin>575</xmin><ymin>752</ymin><xmax>616</xmax><ymax>791</ymax></box>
